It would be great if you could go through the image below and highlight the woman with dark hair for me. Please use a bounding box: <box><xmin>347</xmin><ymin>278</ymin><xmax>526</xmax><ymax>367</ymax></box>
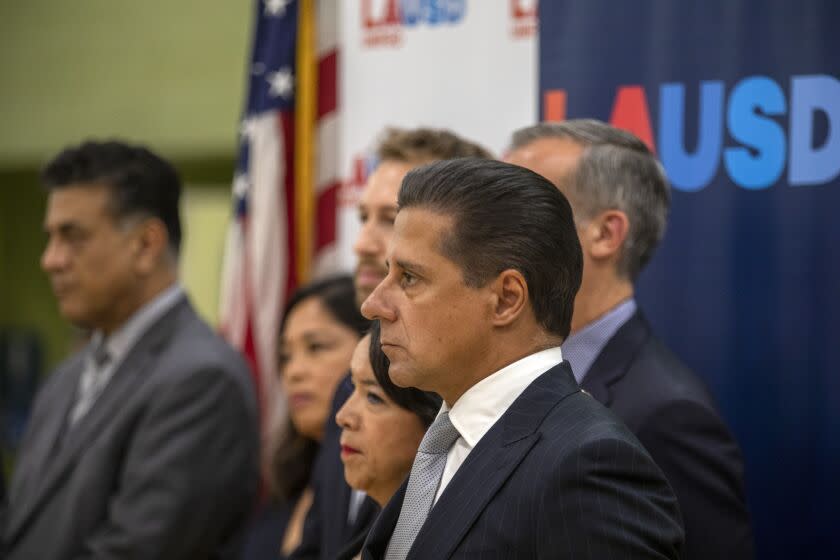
<box><xmin>240</xmin><ymin>275</ymin><xmax>369</xmax><ymax>560</ymax></box>
<box><xmin>335</xmin><ymin>321</ymin><xmax>442</xmax><ymax>559</ymax></box>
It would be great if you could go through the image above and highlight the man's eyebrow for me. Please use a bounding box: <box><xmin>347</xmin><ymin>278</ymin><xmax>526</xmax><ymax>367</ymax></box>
<box><xmin>394</xmin><ymin>258</ymin><xmax>430</xmax><ymax>276</ymax></box>
<box><xmin>44</xmin><ymin>221</ymin><xmax>81</xmax><ymax>235</ymax></box>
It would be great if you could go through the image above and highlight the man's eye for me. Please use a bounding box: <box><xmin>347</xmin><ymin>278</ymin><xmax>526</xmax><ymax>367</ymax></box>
<box><xmin>359</xmin><ymin>211</ymin><xmax>369</xmax><ymax>223</ymax></box>
<box><xmin>65</xmin><ymin>230</ymin><xmax>87</xmax><ymax>245</ymax></box>
<box><xmin>400</xmin><ymin>272</ymin><xmax>417</xmax><ymax>288</ymax></box>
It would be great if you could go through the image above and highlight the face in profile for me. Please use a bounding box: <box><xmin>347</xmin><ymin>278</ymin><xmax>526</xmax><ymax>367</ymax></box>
<box><xmin>41</xmin><ymin>184</ymin><xmax>142</xmax><ymax>332</ymax></box>
<box><xmin>336</xmin><ymin>334</ymin><xmax>427</xmax><ymax>505</ymax></box>
<box><xmin>279</xmin><ymin>296</ymin><xmax>361</xmax><ymax>441</ymax></box>
<box><xmin>353</xmin><ymin>160</ymin><xmax>414</xmax><ymax>307</ymax></box>
<box><xmin>361</xmin><ymin>207</ymin><xmax>493</xmax><ymax>403</ymax></box>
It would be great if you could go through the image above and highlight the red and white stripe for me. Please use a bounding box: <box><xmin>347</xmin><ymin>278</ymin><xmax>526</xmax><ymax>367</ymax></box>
<box><xmin>313</xmin><ymin>1</ymin><xmax>342</xmax><ymax>277</ymax></box>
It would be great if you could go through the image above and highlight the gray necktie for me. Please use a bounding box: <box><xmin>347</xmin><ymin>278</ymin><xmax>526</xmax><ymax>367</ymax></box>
<box><xmin>385</xmin><ymin>410</ymin><xmax>461</xmax><ymax>560</ymax></box>
<box><xmin>69</xmin><ymin>341</ymin><xmax>112</xmax><ymax>425</ymax></box>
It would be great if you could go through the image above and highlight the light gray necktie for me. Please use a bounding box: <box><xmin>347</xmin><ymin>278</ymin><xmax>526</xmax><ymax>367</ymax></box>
<box><xmin>385</xmin><ymin>410</ymin><xmax>461</xmax><ymax>560</ymax></box>
<box><xmin>69</xmin><ymin>341</ymin><xmax>112</xmax><ymax>425</ymax></box>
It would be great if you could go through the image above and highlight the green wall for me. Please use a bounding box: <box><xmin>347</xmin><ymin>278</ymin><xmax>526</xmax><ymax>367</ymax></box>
<box><xmin>0</xmin><ymin>169</ymin><xmax>70</xmax><ymax>367</ymax></box>
<box><xmin>0</xmin><ymin>0</ymin><xmax>251</xmax><ymax>166</ymax></box>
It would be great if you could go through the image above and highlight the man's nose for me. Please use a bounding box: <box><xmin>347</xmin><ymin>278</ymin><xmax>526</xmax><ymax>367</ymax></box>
<box><xmin>361</xmin><ymin>279</ymin><xmax>396</xmax><ymax>322</ymax></box>
<box><xmin>41</xmin><ymin>238</ymin><xmax>66</xmax><ymax>273</ymax></box>
<box><xmin>353</xmin><ymin>221</ymin><xmax>381</xmax><ymax>258</ymax></box>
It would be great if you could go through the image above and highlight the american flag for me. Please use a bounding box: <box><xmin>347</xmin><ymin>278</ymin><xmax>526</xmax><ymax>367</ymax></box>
<box><xmin>219</xmin><ymin>0</ymin><xmax>340</xmax><ymax>428</ymax></box>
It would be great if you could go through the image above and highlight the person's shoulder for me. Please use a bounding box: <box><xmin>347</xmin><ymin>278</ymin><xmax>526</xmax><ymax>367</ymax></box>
<box><xmin>539</xmin><ymin>389</ymin><xmax>646</xmax><ymax>457</ymax></box>
<box><xmin>167</xmin><ymin>304</ymin><xmax>248</xmax><ymax>368</ymax></box>
<box><xmin>148</xmin><ymin>304</ymin><xmax>255</xmax><ymax>402</ymax></box>
<box><xmin>32</xmin><ymin>349</ymin><xmax>86</xmax><ymax>405</ymax></box>
<box><xmin>604</xmin><ymin>325</ymin><xmax>740</xmax><ymax>454</ymax></box>
<box><xmin>617</xmin><ymin>326</ymin><xmax>718</xmax><ymax>412</ymax></box>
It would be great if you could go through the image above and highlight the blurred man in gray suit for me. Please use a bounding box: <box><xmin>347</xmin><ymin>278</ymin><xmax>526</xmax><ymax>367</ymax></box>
<box><xmin>1</xmin><ymin>141</ymin><xmax>259</xmax><ymax>559</ymax></box>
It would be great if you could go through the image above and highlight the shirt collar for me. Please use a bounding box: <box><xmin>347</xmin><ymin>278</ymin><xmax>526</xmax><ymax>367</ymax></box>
<box><xmin>562</xmin><ymin>297</ymin><xmax>637</xmax><ymax>383</ymax></box>
<box><xmin>442</xmin><ymin>346</ymin><xmax>564</xmax><ymax>448</ymax></box>
<box><xmin>94</xmin><ymin>284</ymin><xmax>185</xmax><ymax>366</ymax></box>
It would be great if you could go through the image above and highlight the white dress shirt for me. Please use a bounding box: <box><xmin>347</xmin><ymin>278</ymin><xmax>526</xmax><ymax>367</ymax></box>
<box><xmin>433</xmin><ymin>347</ymin><xmax>564</xmax><ymax>503</ymax></box>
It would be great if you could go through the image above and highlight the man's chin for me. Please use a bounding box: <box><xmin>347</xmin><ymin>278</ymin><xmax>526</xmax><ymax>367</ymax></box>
<box><xmin>57</xmin><ymin>303</ymin><xmax>86</xmax><ymax>326</ymax></box>
<box><xmin>387</xmin><ymin>364</ymin><xmax>418</xmax><ymax>389</ymax></box>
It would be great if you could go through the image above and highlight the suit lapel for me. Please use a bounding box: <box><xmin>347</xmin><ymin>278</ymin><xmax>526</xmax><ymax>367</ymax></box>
<box><xmin>406</xmin><ymin>362</ymin><xmax>581</xmax><ymax>560</ymax></box>
<box><xmin>30</xmin><ymin>356</ymin><xmax>83</xmax><ymax>470</ymax></box>
<box><xmin>5</xmin><ymin>300</ymin><xmax>191</xmax><ymax>543</ymax></box>
<box><xmin>580</xmin><ymin>311</ymin><xmax>651</xmax><ymax>405</ymax></box>
<box><xmin>362</xmin><ymin>483</ymin><xmax>406</xmax><ymax>559</ymax></box>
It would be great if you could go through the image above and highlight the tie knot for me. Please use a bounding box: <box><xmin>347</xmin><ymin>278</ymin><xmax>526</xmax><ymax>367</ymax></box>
<box><xmin>419</xmin><ymin>411</ymin><xmax>460</xmax><ymax>454</ymax></box>
<box><xmin>92</xmin><ymin>341</ymin><xmax>111</xmax><ymax>369</ymax></box>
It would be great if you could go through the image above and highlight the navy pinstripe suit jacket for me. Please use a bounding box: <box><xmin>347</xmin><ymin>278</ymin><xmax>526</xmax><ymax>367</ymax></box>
<box><xmin>362</xmin><ymin>361</ymin><xmax>685</xmax><ymax>559</ymax></box>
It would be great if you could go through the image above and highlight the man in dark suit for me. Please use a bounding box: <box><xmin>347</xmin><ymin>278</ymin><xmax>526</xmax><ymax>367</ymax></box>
<box><xmin>1</xmin><ymin>141</ymin><xmax>259</xmax><ymax>559</ymax></box>
<box><xmin>507</xmin><ymin>119</ymin><xmax>754</xmax><ymax>559</ymax></box>
<box><xmin>360</xmin><ymin>158</ymin><xmax>685</xmax><ymax>559</ymax></box>
<box><xmin>292</xmin><ymin>128</ymin><xmax>492</xmax><ymax>560</ymax></box>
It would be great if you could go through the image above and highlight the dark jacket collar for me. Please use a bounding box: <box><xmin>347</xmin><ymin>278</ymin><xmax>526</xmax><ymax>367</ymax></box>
<box><xmin>580</xmin><ymin>310</ymin><xmax>652</xmax><ymax>405</ymax></box>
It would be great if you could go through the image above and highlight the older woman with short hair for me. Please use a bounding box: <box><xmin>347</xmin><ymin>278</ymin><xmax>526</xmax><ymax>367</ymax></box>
<box><xmin>335</xmin><ymin>321</ymin><xmax>441</xmax><ymax>559</ymax></box>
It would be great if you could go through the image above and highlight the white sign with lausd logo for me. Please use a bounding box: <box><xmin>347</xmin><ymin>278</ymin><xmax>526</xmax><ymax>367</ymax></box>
<box><xmin>333</xmin><ymin>0</ymin><xmax>538</xmax><ymax>271</ymax></box>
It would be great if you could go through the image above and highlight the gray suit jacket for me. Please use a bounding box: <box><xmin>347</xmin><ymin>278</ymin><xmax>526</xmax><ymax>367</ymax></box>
<box><xmin>2</xmin><ymin>298</ymin><xmax>259</xmax><ymax>559</ymax></box>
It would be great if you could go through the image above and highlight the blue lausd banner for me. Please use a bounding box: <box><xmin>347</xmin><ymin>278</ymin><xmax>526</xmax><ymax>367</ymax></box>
<box><xmin>539</xmin><ymin>1</ymin><xmax>840</xmax><ymax>557</ymax></box>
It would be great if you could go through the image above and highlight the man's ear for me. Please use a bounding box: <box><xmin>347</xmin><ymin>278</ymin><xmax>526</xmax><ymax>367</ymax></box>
<box><xmin>489</xmin><ymin>269</ymin><xmax>529</xmax><ymax>327</ymax></box>
<box><xmin>580</xmin><ymin>209</ymin><xmax>629</xmax><ymax>260</ymax></box>
<box><xmin>132</xmin><ymin>218</ymin><xmax>170</xmax><ymax>274</ymax></box>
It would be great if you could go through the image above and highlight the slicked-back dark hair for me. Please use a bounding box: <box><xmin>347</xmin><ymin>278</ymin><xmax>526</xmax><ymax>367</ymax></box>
<box><xmin>41</xmin><ymin>140</ymin><xmax>183</xmax><ymax>253</ymax></box>
<box><xmin>369</xmin><ymin>321</ymin><xmax>441</xmax><ymax>428</ymax></box>
<box><xmin>399</xmin><ymin>158</ymin><xmax>583</xmax><ymax>340</ymax></box>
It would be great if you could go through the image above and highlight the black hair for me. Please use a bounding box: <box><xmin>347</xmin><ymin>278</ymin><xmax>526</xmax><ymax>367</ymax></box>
<box><xmin>369</xmin><ymin>321</ymin><xmax>441</xmax><ymax>428</ymax></box>
<box><xmin>398</xmin><ymin>158</ymin><xmax>583</xmax><ymax>340</ymax></box>
<box><xmin>271</xmin><ymin>275</ymin><xmax>370</xmax><ymax>500</ymax></box>
<box><xmin>279</xmin><ymin>275</ymin><xmax>371</xmax><ymax>338</ymax></box>
<box><xmin>42</xmin><ymin>140</ymin><xmax>183</xmax><ymax>253</ymax></box>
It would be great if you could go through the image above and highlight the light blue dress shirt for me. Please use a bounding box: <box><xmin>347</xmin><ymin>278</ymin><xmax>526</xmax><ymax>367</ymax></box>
<box><xmin>562</xmin><ymin>298</ymin><xmax>637</xmax><ymax>384</ymax></box>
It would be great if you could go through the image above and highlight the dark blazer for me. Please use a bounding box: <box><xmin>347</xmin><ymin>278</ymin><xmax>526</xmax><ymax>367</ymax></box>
<box><xmin>362</xmin><ymin>362</ymin><xmax>685</xmax><ymax>559</ymax></box>
<box><xmin>291</xmin><ymin>374</ymin><xmax>380</xmax><ymax>560</ymax></box>
<box><xmin>2</xmin><ymin>298</ymin><xmax>259</xmax><ymax>559</ymax></box>
<box><xmin>335</xmin><ymin>509</ymin><xmax>378</xmax><ymax>560</ymax></box>
<box><xmin>581</xmin><ymin>311</ymin><xmax>754</xmax><ymax>559</ymax></box>
<box><xmin>239</xmin><ymin>498</ymin><xmax>295</xmax><ymax>560</ymax></box>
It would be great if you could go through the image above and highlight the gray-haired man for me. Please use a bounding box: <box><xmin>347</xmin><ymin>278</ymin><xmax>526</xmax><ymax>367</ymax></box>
<box><xmin>506</xmin><ymin>119</ymin><xmax>754</xmax><ymax>560</ymax></box>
